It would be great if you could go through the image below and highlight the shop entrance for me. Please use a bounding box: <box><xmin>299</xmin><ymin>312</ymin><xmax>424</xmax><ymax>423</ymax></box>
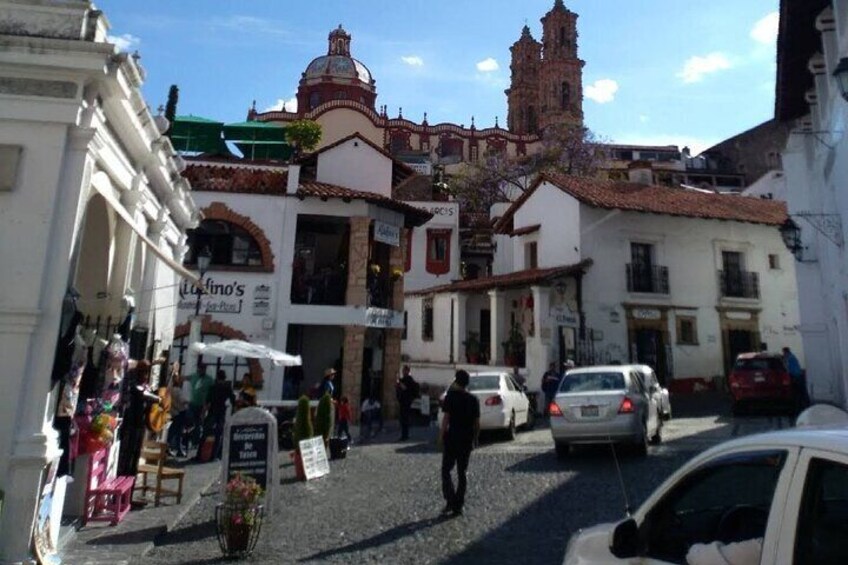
<box><xmin>634</xmin><ymin>329</ymin><xmax>667</xmax><ymax>385</ymax></box>
<box><xmin>361</xmin><ymin>330</ymin><xmax>384</xmax><ymax>404</ymax></box>
<box><xmin>558</xmin><ymin>326</ymin><xmax>577</xmax><ymax>370</ymax></box>
<box><xmin>725</xmin><ymin>329</ymin><xmax>756</xmax><ymax>373</ymax></box>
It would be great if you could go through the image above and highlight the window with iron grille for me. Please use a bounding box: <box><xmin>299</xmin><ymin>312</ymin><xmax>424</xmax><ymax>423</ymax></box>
<box><xmin>676</xmin><ymin>316</ymin><xmax>698</xmax><ymax>345</ymax></box>
<box><xmin>422</xmin><ymin>297</ymin><xmax>434</xmax><ymax>341</ymax></box>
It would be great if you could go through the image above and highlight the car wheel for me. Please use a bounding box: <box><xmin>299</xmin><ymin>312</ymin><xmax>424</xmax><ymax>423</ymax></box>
<box><xmin>505</xmin><ymin>412</ymin><xmax>516</xmax><ymax>441</ymax></box>
<box><xmin>634</xmin><ymin>423</ymin><xmax>649</xmax><ymax>456</ymax></box>
<box><xmin>650</xmin><ymin>413</ymin><xmax>662</xmax><ymax>445</ymax></box>
<box><xmin>555</xmin><ymin>441</ymin><xmax>569</xmax><ymax>459</ymax></box>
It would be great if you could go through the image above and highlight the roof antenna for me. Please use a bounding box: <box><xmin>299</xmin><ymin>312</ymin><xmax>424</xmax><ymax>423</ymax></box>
<box><xmin>609</xmin><ymin>438</ymin><xmax>632</xmax><ymax>516</ymax></box>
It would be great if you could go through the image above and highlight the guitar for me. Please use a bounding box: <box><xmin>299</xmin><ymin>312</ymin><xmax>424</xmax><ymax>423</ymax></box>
<box><xmin>147</xmin><ymin>361</ymin><xmax>176</xmax><ymax>433</ymax></box>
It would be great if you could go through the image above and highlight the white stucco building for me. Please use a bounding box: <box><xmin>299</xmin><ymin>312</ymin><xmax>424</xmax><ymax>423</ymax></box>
<box><xmin>776</xmin><ymin>0</ymin><xmax>848</xmax><ymax>406</ymax></box>
<box><xmin>403</xmin><ymin>168</ymin><xmax>803</xmax><ymax>399</ymax></box>
<box><xmin>177</xmin><ymin>133</ymin><xmax>433</xmax><ymax>419</ymax></box>
<box><xmin>0</xmin><ymin>1</ymin><xmax>199</xmax><ymax>561</ymax></box>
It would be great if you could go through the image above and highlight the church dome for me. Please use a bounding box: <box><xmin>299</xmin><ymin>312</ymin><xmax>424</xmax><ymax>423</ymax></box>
<box><xmin>304</xmin><ymin>54</ymin><xmax>373</xmax><ymax>84</ymax></box>
<box><xmin>296</xmin><ymin>25</ymin><xmax>377</xmax><ymax>113</ymax></box>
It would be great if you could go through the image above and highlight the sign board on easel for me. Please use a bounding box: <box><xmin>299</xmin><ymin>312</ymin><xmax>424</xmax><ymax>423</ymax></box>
<box><xmin>222</xmin><ymin>407</ymin><xmax>278</xmax><ymax>513</ymax></box>
<box><xmin>299</xmin><ymin>437</ymin><xmax>330</xmax><ymax>480</ymax></box>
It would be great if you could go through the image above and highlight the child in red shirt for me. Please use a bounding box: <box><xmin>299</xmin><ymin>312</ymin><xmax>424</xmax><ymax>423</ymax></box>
<box><xmin>336</xmin><ymin>396</ymin><xmax>352</xmax><ymax>442</ymax></box>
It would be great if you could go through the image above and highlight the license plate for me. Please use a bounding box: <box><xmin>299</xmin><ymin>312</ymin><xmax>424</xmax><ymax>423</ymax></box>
<box><xmin>581</xmin><ymin>405</ymin><xmax>599</xmax><ymax>417</ymax></box>
<box><xmin>754</xmin><ymin>376</ymin><xmax>766</xmax><ymax>383</ymax></box>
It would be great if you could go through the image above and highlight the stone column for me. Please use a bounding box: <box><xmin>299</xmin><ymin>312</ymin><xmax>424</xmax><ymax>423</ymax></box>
<box><xmin>342</xmin><ymin>326</ymin><xmax>365</xmax><ymax>422</ymax></box>
<box><xmin>452</xmin><ymin>293</ymin><xmax>468</xmax><ymax>364</ymax></box>
<box><xmin>345</xmin><ymin>217</ymin><xmax>371</xmax><ymax>307</ymax></box>
<box><xmin>382</xmin><ymin>329</ymin><xmax>403</xmax><ymax>420</ymax></box>
<box><xmin>488</xmin><ymin>290</ymin><xmax>508</xmax><ymax>366</ymax></box>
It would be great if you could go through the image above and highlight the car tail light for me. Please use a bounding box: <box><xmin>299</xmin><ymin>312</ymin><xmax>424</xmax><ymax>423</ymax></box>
<box><xmin>549</xmin><ymin>402</ymin><xmax>563</xmax><ymax>417</ymax></box>
<box><xmin>781</xmin><ymin>372</ymin><xmax>790</xmax><ymax>387</ymax></box>
<box><xmin>485</xmin><ymin>395</ymin><xmax>503</xmax><ymax>406</ymax></box>
<box><xmin>618</xmin><ymin>397</ymin><xmax>635</xmax><ymax>414</ymax></box>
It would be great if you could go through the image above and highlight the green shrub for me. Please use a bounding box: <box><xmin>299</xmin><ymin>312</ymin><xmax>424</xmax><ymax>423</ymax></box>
<box><xmin>315</xmin><ymin>393</ymin><xmax>333</xmax><ymax>442</ymax></box>
<box><xmin>293</xmin><ymin>395</ymin><xmax>313</xmax><ymax>446</ymax></box>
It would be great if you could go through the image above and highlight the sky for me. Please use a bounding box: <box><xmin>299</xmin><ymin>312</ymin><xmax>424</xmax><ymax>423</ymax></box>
<box><xmin>97</xmin><ymin>0</ymin><xmax>780</xmax><ymax>155</ymax></box>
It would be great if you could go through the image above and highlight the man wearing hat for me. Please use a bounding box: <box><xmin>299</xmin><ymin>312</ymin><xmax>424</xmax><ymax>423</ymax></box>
<box><xmin>322</xmin><ymin>368</ymin><xmax>336</xmax><ymax>398</ymax></box>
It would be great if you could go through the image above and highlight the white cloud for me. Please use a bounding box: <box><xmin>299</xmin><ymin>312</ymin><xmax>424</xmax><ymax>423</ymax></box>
<box><xmin>401</xmin><ymin>55</ymin><xmax>424</xmax><ymax>67</ymax></box>
<box><xmin>107</xmin><ymin>33</ymin><xmax>140</xmax><ymax>52</ymax></box>
<box><xmin>750</xmin><ymin>12</ymin><xmax>779</xmax><ymax>45</ymax></box>
<box><xmin>476</xmin><ymin>57</ymin><xmax>499</xmax><ymax>72</ymax></box>
<box><xmin>263</xmin><ymin>96</ymin><xmax>297</xmax><ymax>113</ymax></box>
<box><xmin>677</xmin><ymin>52</ymin><xmax>732</xmax><ymax>83</ymax></box>
<box><xmin>639</xmin><ymin>115</ymin><xmax>650</xmax><ymax>123</ymax></box>
<box><xmin>584</xmin><ymin>79</ymin><xmax>619</xmax><ymax>104</ymax></box>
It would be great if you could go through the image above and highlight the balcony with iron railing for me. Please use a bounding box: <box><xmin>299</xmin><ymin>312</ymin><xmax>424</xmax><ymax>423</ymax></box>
<box><xmin>718</xmin><ymin>270</ymin><xmax>759</xmax><ymax>299</ymax></box>
<box><xmin>626</xmin><ymin>264</ymin><xmax>670</xmax><ymax>294</ymax></box>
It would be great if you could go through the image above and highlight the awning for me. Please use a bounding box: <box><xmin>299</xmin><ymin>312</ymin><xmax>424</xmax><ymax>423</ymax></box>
<box><xmin>91</xmin><ymin>182</ymin><xmax>202</xmax><ymax>289</ymax></box>
<box><xmin>190</xmin><ymin>340</ymin><xmax>302</xmax><ymax>367</ymax></box>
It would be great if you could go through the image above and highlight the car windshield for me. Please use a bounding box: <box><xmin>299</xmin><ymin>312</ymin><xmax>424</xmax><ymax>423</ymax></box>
<box><xmin>560</xmin><ymin>372</ymin><xmax>625</xmax><ymax>393</ymax></box>
<box><xmin>735</xmin><ymin>358</ymin><xmax>784</xmax><ymax>371</ymax></box>
<box><xmin>468</xmin><ymin>375</ymin><xmax>501</xmax><ymax>391</ymax></box>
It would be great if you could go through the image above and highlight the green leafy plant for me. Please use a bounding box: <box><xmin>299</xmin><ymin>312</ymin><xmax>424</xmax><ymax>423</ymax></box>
<box><xmin>292</xmin><ymin>395</ymin><xmax>313</xmax><ymax>445</ymax></box>
<box><xmin>315</xmin><ymin>392</ymin><xmax>333</xmax><ymax>442</ymax></box>
<box><xmin>285</xmin><ymin>119</ymin><xmax>322</xmax><ymax>156</ymax></box>
<box><xmin>502</xmin><ymin>323</ymin><xmax>525</xmax><ymax>359</ymax></box>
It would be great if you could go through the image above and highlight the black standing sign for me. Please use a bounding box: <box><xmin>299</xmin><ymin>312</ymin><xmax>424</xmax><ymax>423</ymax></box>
<box><xmin>226</xmin><ymin>423</ymin><xmax>269</xmax><ymax>489</ymax></box>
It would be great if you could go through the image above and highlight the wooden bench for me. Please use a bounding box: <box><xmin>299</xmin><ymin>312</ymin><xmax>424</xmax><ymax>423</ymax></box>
<box><xmin>83</xmin><ymin>447</ymin><xmax>133</xmax><ymax>526</ymax></box>
<box><xmin>135</xmin><ymin>441</ymin><xmax>185</xmax><ymax>506</ymax></box>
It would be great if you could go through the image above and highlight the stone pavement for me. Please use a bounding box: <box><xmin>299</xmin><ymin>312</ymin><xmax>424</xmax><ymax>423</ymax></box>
<box><xmin>58</xmin><ymin>458</ymin><xmax>220</xmax><ymax>565</ymax></box>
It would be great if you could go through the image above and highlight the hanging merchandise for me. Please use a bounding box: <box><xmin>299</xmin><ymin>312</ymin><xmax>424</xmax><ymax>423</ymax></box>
<box><xmin>54</xmin><ymin>359</ymin><xmax>85</xmax><ymax>478</ymax></box>
<box><xmin>77</xmin><ymin>328</ymin><xmax>107</xmax><ymax>402</ymax></box>
<box><xmin>101</xmin><ymin>334</ymin><xmax>129</xmax><ymax>408</ymax></box>
<box><xmin>50</xmin><ymin>310</ymin><xmax>83</xmax><ymax>384</ymax></box>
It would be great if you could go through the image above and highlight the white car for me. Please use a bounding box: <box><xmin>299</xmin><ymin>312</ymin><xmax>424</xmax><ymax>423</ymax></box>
<box><xmin>631</xmin><ymin>364</ymin><xmax>672</xmax><ymax>420</ymax></box>
<box><xmin>438</xmin><ymin>372</ymin><xmax>532</xmax><ymax>439</ymax></box>
<box><xmin>563</xmin><ymin>409</ymin><xmax>848</xmax><ymax>565</ymax></box>
<box><xmin>550</xmin><ymin>366</ymin><xmax>663</xmax><ymax>457</ymax></box>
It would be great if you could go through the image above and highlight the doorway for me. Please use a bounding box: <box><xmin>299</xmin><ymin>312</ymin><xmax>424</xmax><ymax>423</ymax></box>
<box><xmin>726</xmin><ymin>329</ymin><xmax>755</xmax><ymax>373</ymax></box>
<box><xmin>558</xmin><ymin>326</ymin><xmax>577</xmax><ymax>370</ymax></box>
<box><xmin>634</xmin><ymin>329</ymin><xmax>667</xmax><ymax>385</ymax></box>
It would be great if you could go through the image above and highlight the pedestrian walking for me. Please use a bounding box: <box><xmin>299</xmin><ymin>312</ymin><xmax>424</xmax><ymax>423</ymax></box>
<box><xmin>360</xmin><ymin>393</ymin><xmax>382</xmax><ymax>441</ymax></box>
<box><xmin>187</xmin><ymin>363</ymin><xmax>213</xmax><ymax>453</ymax></box>
<box><xmin>541</xmin><ymin>362</ymin><xmax>560</xmax><ymax>417</ymax></box>
<box><xmin>207</xmin><ymin>370</ymin><xmax>236</xmax><ymax>460</ymax></box>
<box><xmin>167</xmin><ymin>368</ymin><xmax>189</xmax><ymax>457</ymax></box>
<box><xmin>782</xmin><ymin>346</ymin><xmax>809</xmax><ymax>411</ymax></box>
<box><xmin>396</xmin><ymin>365</ymin><xmax>419</xmax><ymax>441</ymax></box>
<box><xmin>336</xmin><ymin>395</ymin><xmax>352</xmax><ymax>441</ymax></box>
<box><xmin>322</xmin><ymin>368</ymin><xmax>336</xmax><ymax>398</ymax></box>
<box><xmin>438</xmin><ymin>369</ymin><xmax>480</xmax><ymax>516</ymax></box>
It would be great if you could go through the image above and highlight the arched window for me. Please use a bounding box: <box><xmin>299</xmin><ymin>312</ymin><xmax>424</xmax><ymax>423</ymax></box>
<box><xmin>185</xmin><ymin>220</ymin><xmax>263</xmax><ymax>268</ymax></box>
<box><xmin>561</xmin><ymin>81</ymin><xmax>570</xmax><ymax>109</ymax></box>
<box><xmin>309</xmin><ymin>91</ymin><xmax>322</xmax><ymax>110</ymax></box>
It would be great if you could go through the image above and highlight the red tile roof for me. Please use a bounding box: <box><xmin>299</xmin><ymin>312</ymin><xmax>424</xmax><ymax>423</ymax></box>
<box><xmin>183</xmin><ymin>163</ymin><xmax>287</xmax><ymax>195</ymax></box>
<box><xmin>493</xmin><ymin>172</ymin><xmax>788</xmax><ymax>233</ymax></box>
<box><xmin>295</xmin><ymin>182</ymin><xmax>432</xmax><ymax>227</ymax></box>
<box><xmin>406</xmin><ymin>260</ymin><xmax>593</xmax><ymax>296</ymax></box>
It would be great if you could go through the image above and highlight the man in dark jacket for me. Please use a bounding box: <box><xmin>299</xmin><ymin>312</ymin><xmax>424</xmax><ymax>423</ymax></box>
<box><xmin>208</xmin><ymin>370</ymin><xmax>236</xmax><ymax>460</ymax></box>
<box><xmin>396</xmin><ymin>365</ymin><xmax>419</xmax><ymax>441</ymax></box>
<box><xmin>439</xmin><ymin>369</ymin><xmax>480</xmax><ymax>516</ymax></box>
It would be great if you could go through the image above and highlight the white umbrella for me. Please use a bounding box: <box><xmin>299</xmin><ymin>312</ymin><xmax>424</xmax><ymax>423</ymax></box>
<box><xmin>190</xmin><ymin>340</ymin><xmax>302</xmax><ymax>367</ymax></box>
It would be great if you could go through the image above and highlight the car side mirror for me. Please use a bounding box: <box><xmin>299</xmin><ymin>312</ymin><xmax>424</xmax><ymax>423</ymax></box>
<box><xmin>610</xmin><ymin>518</ymin><xmax>640</xmax><ymax>558</ymax></box>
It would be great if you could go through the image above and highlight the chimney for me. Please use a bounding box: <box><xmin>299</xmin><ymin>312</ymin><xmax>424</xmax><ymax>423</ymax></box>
<box><xmin>286</xmin><ymin>164</ymin><xmax>300</xmax><ymax>194</ymax></box>
<box><xmin>627</xmin><ymin>160</ymin><xmax>653</xmax><ymax>185</ymax></box>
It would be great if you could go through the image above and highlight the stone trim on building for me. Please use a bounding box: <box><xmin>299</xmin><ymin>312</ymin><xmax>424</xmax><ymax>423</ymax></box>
<box><xmin>201</xmin><ymin>201</ymin><xmax>276</xmax><ymax>272</ymax></box>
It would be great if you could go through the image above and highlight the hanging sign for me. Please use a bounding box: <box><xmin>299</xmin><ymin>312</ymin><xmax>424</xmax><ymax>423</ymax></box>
<box><xmin>299</xmin><ymin>437</ymin><xmax>330</xmax><ymax>480</ymax></box>
<box><xmin>374</xmin><ymin>221</ymin><xmax>401</xmax><ymax>247</ymax></box>
<box><xmin>632</xmin><ymin>308</ymin><xmax>661</xmax><ymax>320</ymax></box>
<box><xmin>365</xmin><ymin>307</ymin><xmax>404</xmax><ymax>328</ymax></box>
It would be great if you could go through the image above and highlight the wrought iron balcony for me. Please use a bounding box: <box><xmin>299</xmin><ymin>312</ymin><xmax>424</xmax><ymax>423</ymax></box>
<box><xmin>718</xmin><ymin>270</ymin><xmax>760</xmax><ymax>299</ymax></box>
<box><xmin>626</xmin><ymin>264</ymin><xmax>670</xmax><ymax>294</ymax></box>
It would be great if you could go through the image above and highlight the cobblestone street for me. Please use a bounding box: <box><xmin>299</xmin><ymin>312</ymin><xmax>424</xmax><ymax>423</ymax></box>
<box><xmin>138</xmin><ymin>393</ymin><xmax>793</xmax><ymax>565</ymax></box>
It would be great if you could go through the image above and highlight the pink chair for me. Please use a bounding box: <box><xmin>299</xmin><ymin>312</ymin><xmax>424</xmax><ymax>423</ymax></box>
<box><xmin>83</xmin><ymin>447</ymin><xmax>133</xmax><ymax>525</ymax></box>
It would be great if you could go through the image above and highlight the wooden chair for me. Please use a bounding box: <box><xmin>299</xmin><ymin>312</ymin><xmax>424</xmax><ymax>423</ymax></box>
<box><xmin>135</xmin><ymin>440</ymin><xmax>185</xmax><ymax>506</ymax></box>
<box><xmin>83</xmin><ymin>447</ymin><xmax>133</xmax><ymax>525</ymax></box>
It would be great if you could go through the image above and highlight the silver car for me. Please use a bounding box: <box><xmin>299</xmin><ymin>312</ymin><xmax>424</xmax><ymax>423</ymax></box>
<box><xmin>549</xmin><ymin>365</ymin><xmax>662</xmax><ymax>458</ymax></box>
<box><xmin>630</xmin><ymin>364</ymin><xmax>672</xmax><ymax>420</ymax></box>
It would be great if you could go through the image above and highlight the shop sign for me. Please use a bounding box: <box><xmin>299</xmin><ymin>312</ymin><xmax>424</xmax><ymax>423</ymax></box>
<box><xmin>408</xmin><ymin>162</ymin><xmax>432</xmax><ymax>175</ymax></box>
<box><xmin>365</xmin><ymin>307</ymin><xmax>403</xmax><ymax>328</ymax></box>
<box><xmin>420</xmin><ymin>204</ymin><xmax>457</xmax><ymax>217</ymax></box>
<box><xmin>374</xmin><ymin>221</ymin><xmax>400</xmax><ymax>247</ymax></box>
<box><xmin>726</xmin><ymin>311</ymin><xmax>752</xmax><ymax>320</ymax></box>
<box><xmin>550</xmin><ymin>306</ymin><xmax>578</xmax><ymax>326</ymax></box>
<box><xmin>222</xmin><ymin>407</ymin><xmax>278</xmax><ymax>511</ymax></box>
<box><xmin>179</xmin><ymin>277</ymin><xmax>246</xmax><ymax>314</ymax></box>
<box><xmin>252</xmin><ymin>284</ymin><xmax>272</xmax><ymax>316</ymax></box>
<box><xmin>632</xmin><ymin>308</ymin><xmax>661</xmax><ymax>320</ymax></box>
<box><xmin>299</xmin><ymin>436</ymin><xmax>330</xmax><ymax>481</ymax></box>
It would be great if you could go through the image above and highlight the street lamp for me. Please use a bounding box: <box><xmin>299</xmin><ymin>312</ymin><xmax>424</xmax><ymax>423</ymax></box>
<box><xmin>194</xmin><ymin>246</ymin><xmax>212</xmax><ymax>316</ymax></box>
<box><xmin>834</xmin><ymin>57</ymin><xmax>848</xmax><ymax>102</ymax></box>
<box><xmin>779</xmin><ymin>218</ymin><xmax>803</xmax><ymax>260</ymax></box>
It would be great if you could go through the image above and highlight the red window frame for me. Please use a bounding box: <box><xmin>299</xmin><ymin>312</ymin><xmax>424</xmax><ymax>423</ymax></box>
<box><xmin>425</xmin><ymin>228</ymin><xmax>451</xmax><ymax>275</ymax></box>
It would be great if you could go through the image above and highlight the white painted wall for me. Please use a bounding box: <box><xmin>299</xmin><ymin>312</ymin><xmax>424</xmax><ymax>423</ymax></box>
<box><xmin>316</xmin><ymin>137</ymin><xmax>393</xmax><ymax>197</ymax></box>
<box><xmin>510</xmin><ymin>183</ymin><xmax>582</xmax><ymax>269</ymax></box>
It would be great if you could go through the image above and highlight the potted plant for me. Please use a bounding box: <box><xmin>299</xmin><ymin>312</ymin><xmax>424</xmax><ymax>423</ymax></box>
<box><xmin>291</xmin><ymin>395</ymin><xmax>313</xmax><ymax>481</ymax></box>
<box><xmin>215</xmin><ymin>473</ymin><xmax>264</xmax><ymax>558</ymax></box>
<box><xmin>315</xmin><ymin>392</ymin><xmax>333</xmax><ymax>448</ymax></box>
<box><xmin>502</xmin><ymin>323</ymin><xmax>525</xmax><ymax>367</ymax></box>
<box><xmin>463</xmin><ymin>331</ymin><xmax>482</xmax><ymax>364</ymax></box>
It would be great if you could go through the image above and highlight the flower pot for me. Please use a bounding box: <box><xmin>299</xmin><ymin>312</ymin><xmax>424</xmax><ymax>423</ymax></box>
<box><xmin>215</xmin><ymin>502</ymin><xmax>264</xmax><ymax>558</ymax></box>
